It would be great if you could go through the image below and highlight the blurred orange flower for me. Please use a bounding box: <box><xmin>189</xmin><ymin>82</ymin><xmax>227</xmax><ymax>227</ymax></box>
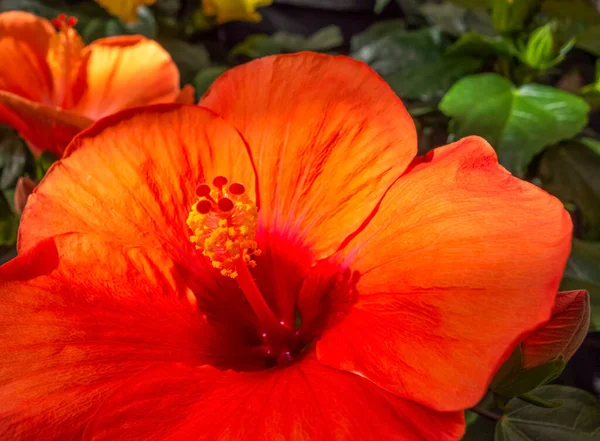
<box><xmin>1</xmin><ymin>53</ymin><xmax>572</xmax><ymax>440</ymax></box>
<box><xmin>203</xmin><ymin>0</ymin><xmax>272</xmax><ymax>23</ymax></box>
<box><xmin>95</xmin><ymin>0</ymin><xmax>157</xmax><ymax>23</ymax></box>
<box><xmin>0</xmin><ymin>11</ymin><xmax>189</xmax><ymax>157</ymax></box>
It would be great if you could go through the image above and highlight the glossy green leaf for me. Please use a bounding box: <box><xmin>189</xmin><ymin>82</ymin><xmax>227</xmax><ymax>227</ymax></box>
<box><xmin>374</xmin><ymin>0</ymin><xmax>392</xmax><ymax>14</ymax></box>
<box><xmin>492</xmin><ymin>357</ymin><xmax>566</xmax><ymax>397</ymax></box>
<box><xmin>0</xmin><ymin>128</ymin><xmax>27</xmax><ymax>191</ymax></box>
<box><xmin>158</xmin><ymin>39</ymin><xmax>210</xmax><ymax>85</ymax></box>
<box><xmin>0</xmin><ymin>192</ymin><xmax>17</xmax><ymax>246</ymax></box>
<box><xmin>352</xmin><ymin>26</ymin><xmax>446</xmax><ymax>76</ymax></box>
<box><xmin>439</xmin><ymin>74</ymin><xmax>589</xmax><ymax>175</ymax></box>
<box><xmin>561</xmin><ymin>239</ymin><xmax>600</xmax><ymax>329</ymax></box>
<box><xmin>352</xmin><ymin>26</ymin><xmax>481</xmax><ymax>100</ymax></box>
<box><xmin>447</xmin><ymin>32</ymin><xmax>517</xmax><ymax>58</ymax></box>
<box><xmin>386</xmin><ymin>55</ymin><xmax>482</xmax><ymax>100</ymax></box>
<box><xmin>350</xmin><ymin>20</ymin><xmax>405</xmax><ymax>53</ymax></box>
<box><xmin>492</xmin><ymin>0</ymin><xmax>537</xmax><ymax>33</ymax></box>
<box><xmin>541</xmin><ymin>0</ymin><xmax>600</xmax><ymax>55</ymax></box>
<box><xmin>420</xmin><ymin>2</ymin><xmax>495</xmax><ymax>37</ymax></box>
<box><xmin>539</xmin><ymin>141</ymin><xmax>600</xmax><ymax>240</ymax></box>
<box><xmin>230</xmin><ymin>25</ymin><xmax>343</xmax><ymax>59</ymax></box>
<box><xmin>35</xmin><ymin>151</ymin><xmax>59</xmax><ymax>182</ymax></box>
<box><xmin>495</xmin><ymin>386</ymin><xmax>600</xmax><ymax>441</ymax></box>
<box><xmin>462</xmin><ymin>414</ymin><xmax>497</xmax><ymax>440</ymax></box>
<box><xmin>450</xmin><ymin>0</ymin><xmax>490</xmax><ymax>9</ymax></box>
<box><xmin>193</xmin><ymin>66</ymin><xmax>229</xmax><ymax>98</ymax></box>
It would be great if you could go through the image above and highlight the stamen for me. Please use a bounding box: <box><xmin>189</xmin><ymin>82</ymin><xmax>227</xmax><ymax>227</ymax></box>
<box><xmin>186</xmin><ymin>176</ymin><xmax>260</xmax><ymax>279</ymax></box>
<box><xmin>47</xmin><ymin>14</ymin><xmax>84</xmax><ymax>108</ymax></box>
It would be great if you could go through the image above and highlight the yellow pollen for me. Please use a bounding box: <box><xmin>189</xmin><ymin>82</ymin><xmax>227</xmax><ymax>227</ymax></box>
<box><xmin>186</xmin><ymin>178</ymin><xmax>260</xmax><ymax>278</ymax></box>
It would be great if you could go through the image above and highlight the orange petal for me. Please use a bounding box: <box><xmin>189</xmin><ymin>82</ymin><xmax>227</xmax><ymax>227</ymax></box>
<box><xmin>19</xmin><ymin>104</ymin><xmax>255</xmax><ymax>261</ymax></box>
<box><xmin>200</xmin><ymin>53</ymin><xmax>417</xmax><ymax>260</ymax></box>
<box><xmin>82</xmin><ymin>358</ymin><xmax>464</xmax><ymax>441</ymax></box>
<box><xmin>71</xmin><ymin>36</ymin><xmax>181</xmax><ymax>119</ymax></box>
<box><xmin>0</xmin><ymin>90</ymin><xmax>92</xmax><ymax>156</ymax></box>
<box><xmin>175</xmin><ymin>84</ymin><xmax>196</xmax><ymax>104</ymax></box>
<box><xmin>522</xmin><ymin>289</ymin><xmax>590</xmax><ymax>368</ymax></box>
<box><xmin>0</xmin><ymin>233</ymin><xmax>231</xmax><ymax>441</ymax></box>
<box><xmin>0</xmin><ymin>11</ymin><xmax>54</xmax><ymax>103</ymax></box>
<box><xmin>316</xmin><ymin>136</ymin><xmax>572</xmax><ymax>411</ymax></box>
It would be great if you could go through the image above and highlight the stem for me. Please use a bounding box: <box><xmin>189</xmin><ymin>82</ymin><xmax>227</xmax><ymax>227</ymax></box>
<box><xmin>470</xmin><ymin>405</ymin><xmax>501</xmax><ymax>422</ymax></box>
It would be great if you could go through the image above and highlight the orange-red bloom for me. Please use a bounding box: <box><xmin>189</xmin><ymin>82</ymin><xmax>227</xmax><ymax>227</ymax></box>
<box><xmin>1</xmin><ymin>53</ymin><xmax>572</xmax><ymax>440</ymax></box>
<box><xmin>0</xmin><ymin>11</ymin><xmax>189</xmax><ymax>157</ymax></box>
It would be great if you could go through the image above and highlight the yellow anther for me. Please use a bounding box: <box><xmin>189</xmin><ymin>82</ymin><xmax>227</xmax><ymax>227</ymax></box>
<box><xmin>187</xmin><ymin>179</ymin><xmax>260</xmax><ymax>278</ymax></box>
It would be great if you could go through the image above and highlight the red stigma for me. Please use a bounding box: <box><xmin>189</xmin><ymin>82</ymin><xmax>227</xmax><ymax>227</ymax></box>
<box><xmin>228</xmin><ymin>183</ymin><xmax>245</xmax><ymax>195</ymax></box>
<box><xmin>195</xmin><ymin>183</ymin><xmax>211</xmax><ymax>198</ymax></box>
<box><xmin>51</xmin><ymin>14</ymin><xmax>77</xmax><ymax>29</ymax></box>
<box><xmin>196</xmin><ymin>200</ymin><xmax>213</xmax><ymax>214</ymax></box>
<box><xmin>218</xmin><ymin>198</ymin><xmax>234</xmax><ymax>212</ymax></box>
<box><xmin>213</xmin><ymin>176</ymin><xmax>228</xmax><ymax>188</ymax></box>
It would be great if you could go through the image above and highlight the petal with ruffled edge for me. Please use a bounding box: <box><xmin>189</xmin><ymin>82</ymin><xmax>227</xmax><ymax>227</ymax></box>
<box><xmin>71</xmin><ymin>36</ymin><xmax>181</xmax><ymax>120</ymax></box>
<box><xmin>19</xmin><ymin>104</ymin><xmax>255</xmax><ymax>255</ymax></box>
<box><xmin>83</xmin><ymin>358</ymin><xmax>464</xmax><ymax>441</ymax></box>
<box><xmin>0</xmin><ymin>233</ymin><xmax>242</xmax><ymax>441</ymax></box>
<box><xmin>316</xmin><ymin>136</ymin><xmax>572</xmax><ymax>411</ymax></box>
<box><xmin>200</xmin><ymin>53</ymin><xmax>417</xmax><ymax>260</ymax></box>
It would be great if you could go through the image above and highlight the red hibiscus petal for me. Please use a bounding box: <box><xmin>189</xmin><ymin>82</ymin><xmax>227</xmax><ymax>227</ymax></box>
<box><xmin>83</xmin><ymin>358</ymin><xmax>464</xmax><ymax>441</ymax></box>
<box><xmin>0</xmin><ymin>233</ymin><xmax>244</xmax><ymax>441</ymax></box>
<box><xmin>317</xmin><ymin>136</ymin><xmax>572</xmax><ymax>411</ymax></box>
<box><xmin>200</xmin><ymin>53</ymin><xmax>417</xmax><ymax>261</ymax></box>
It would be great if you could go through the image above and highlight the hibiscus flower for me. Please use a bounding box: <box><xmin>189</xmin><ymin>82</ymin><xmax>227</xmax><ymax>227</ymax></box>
<box><xmin>0</xmin><ymin>11</ymin><xmax>190</xmax><ymax>157</ymax></box>
<box><xmin>0</xmin><ymin>53</ymin><xmax>571</xmax><ymax>440</ymax></box>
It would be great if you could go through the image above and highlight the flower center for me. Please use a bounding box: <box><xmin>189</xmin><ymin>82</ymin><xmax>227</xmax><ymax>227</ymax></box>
<box><xmin>47</xmin><ymin>14</ymin><xmax>85</xmax><ymax>108</ymax></box>
<box><xmin>187</xmin><ymin>176</ymin><xmax>295</xmax><ymax>362</ymax></box>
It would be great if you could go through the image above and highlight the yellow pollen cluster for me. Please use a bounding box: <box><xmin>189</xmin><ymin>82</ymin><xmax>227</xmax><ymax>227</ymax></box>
<box><xmin>186</xmin><ymin>181</ymin><xmax>260</xmax><ymax>278</ymax></box>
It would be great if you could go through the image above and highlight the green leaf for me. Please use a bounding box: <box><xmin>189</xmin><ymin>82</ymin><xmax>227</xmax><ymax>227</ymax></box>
<box><xmin>35</xmin><ymin>151</ymin><xmax>59</xmax><ymax>181</ymax></box>
<box><xmin>439</xmin><ymin>73</ymin><xmax>589</xmax><ymax>175</ymax></box>
<box><xmin>576</xmin><ymin>26</ymin><xmax>600</xmax><ymax>57</ymax></box>
<box><xmin>0</xmin><ymin>128</ymin><xmax>27</xmax><ymax>191</ymax></box>
<box><xmin>491</xmin><ymin>0</ymin><xmax>537</xmax><ymax>33</ymax></box>
<box><xmin>495</xmin><ymin>386</ymin><xmax>600</xmax><ymax>440</ymax></box>
<box><xmin>352</xmin><ymin>26</ymin><xmax>481</xmax><ymax>100</ymax></box>
<box><xmin>447</xmin><ymin>32</ymin><xmax>518</xmax><ymax>58</ymax></box>
<box><xmin>420</xmin><ymin>2</ymin><xmax>495</xmax><ymax>37</ymax></box>
<box><xmin>541</xmin><ymin>0</ymin><xmax>600</xmax><ymax>55</ymax></box>
<box><xmin>561</xmin><ymin>239</ymin><xmax>600</xmax><ymax>329</ymax></box>
<box><xmin>0</xmin><ymin>191</ymin><xmax>17</xmax><ymax>246</ymax></box>
<box><xmin>462</xmin><ymin>414</ymin><xmax>497</xmax><ymax>440</ymax></box>
<box><xmin>539</xmin><ymin>141</ymin><xmax>600</xmax><ymax>240</ymax></box>
<box><xmin>350</xmin><ymin>20</ymin><xmax>405</xmax><ymax>53</ymax></box>
<box><xmin>352</xmin><ymin>26</ymin><xmax>446</xmax><ymax>76</ymax></box>
<box><xmin>450</xmin><ymin>0</ymin><xmax>490</xmax><ymax>9</ymax></box>
<box><xmin>158</xmin><ymin>39</ymin><xmax>210</xmax><ymax>85</ymax></box>
<box><xmin>374</xmin><ymin>0</ymin><xmax>392</xmax><ymax>14</ymax></box>
<box><xmin>193</xmin><ymin>66</ymin><xmax>229</xmax><ymax>98</ymax></box>
<box><xmin>386</xmin><ymin>55</ymin><xmax>482</xmax><ymax>101</ymax></box>
<box><xmin>492</xmin><ymin>357</ymin><xmax>566</xmax><ymax>397</ymax></box>
<box><xmin>230</xmin><ymin>26</ymin><xmax>343</xmax><ymax>59</ymax></box>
